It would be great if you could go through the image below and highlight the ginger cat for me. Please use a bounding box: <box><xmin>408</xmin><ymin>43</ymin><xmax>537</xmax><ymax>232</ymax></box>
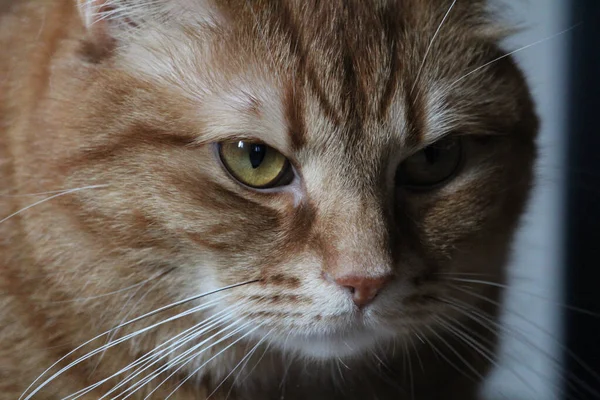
<box><xmin>0</xmin><ymin>0</ymin><xmax>537</xmax><ymax>398</ymax></box>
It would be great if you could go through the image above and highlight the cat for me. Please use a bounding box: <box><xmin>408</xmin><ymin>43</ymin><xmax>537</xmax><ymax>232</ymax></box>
<box><xmin>0</xmin><ymin>0</ymin><xmax>538</xmax><ymax>398</ymax></box>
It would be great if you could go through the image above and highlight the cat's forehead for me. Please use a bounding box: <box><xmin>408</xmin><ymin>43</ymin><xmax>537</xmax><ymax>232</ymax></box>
<box><xmin>205</xmin><ymin>0</ymin><xmax>496</xmax><ymax>146</ymax></box>
<box><xmin>123</xmin><ymin>0</ymin><xmax>504</xmax><ymax>160</ymax></box>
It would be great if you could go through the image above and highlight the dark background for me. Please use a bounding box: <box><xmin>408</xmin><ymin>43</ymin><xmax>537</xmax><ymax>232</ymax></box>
<box><xmin>564</xmin><ymin>0</ymin><xmax>600</xmax><ymax>398</ymax></box>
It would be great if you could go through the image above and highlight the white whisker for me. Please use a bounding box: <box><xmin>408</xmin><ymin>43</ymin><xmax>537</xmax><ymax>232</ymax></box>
<box><xmin>126</xmin><ymin>319</ymin><xmax>253</xmax><ymax>399</ymax></box>
<box><xmin>407</xmin><ymin>332</ymin><xmax>425</xmax><ymax>373</ymax></box>
<box><xmin>21</xmin><ymin>281</ymin><xmax>257</xmax><ymax>400</ymax></box>
<box><xmin>401</xmin><ymin>339</ymin><xmax>415</xmax><ymax>400</ymax></box>
<box><xmin>450</xmin><ymin>23</ymin><xmax>582</xmax><ymax>87</ymax></box>
<box><xmin>30</xmin><ymin>297</ymin><xmax>225</xmax><ymax>400</ymax></box>
<box><xmin>455</xmin><ymin>303</ymin><xmax>587</xmax><ymax>398</ymax></box>
<box><xmin>231</xmin><ymin>335</ymin><xmax>273</xmax><ymax>392</ymax></box>
<box><xmin>433</xmin><ymin>315</ymin><xmax>538</xmax><ymax>397</ymax></box>
<box><xmin>425</xmin><ymin>325</ymin><xmax>482</xmax><ymax>382</ymax></box>
<box><xmin>1</xmin><ymin>185</ymin><xmax>108</xmax><ymax>225</ymax></box>
<box><xmin>0</xmin><ymin>188</ymin><xmax>96</xmax><ymax>197</ymax></box>
<box><xmin>51</xmin><ymin>268</ymin><xmax>175</xmax><ymax>304</ymax></box>
<box><xmin>64</xmin><ymin>304</ymin><xmax>241</xmax><ymax>400</ymax></box>
<box><xmin>91</xmin><ymin>274</ymin><xmax>165</xmax><ymax>377</ymax></box>
<box><xmin>109</xmin><ymin>307</ymin><xmax>245</xmax><ymax>400</ymax></box>
<box><xmin>158</xmin><ymin>321</ymin><xmax>261</xmax><ymax>400</ymax></box>
<box><xmin>445</xmin><ymin>277</ymin><xmax>600</xmax><ymax>317</ymax></box>
<box><xmin>410</xmin><ymin>0</ymin><xmax>457</xmax><ymax>95</ymax></box>
<box><xmin>206</xmin><ymin>328</ymin><xmax>274</xmax><ymax>400</ymax></box>
<box><xmin>447</xmin><ymin>286</ymin><xmax>600</xmax><ymax>394</ymax></box>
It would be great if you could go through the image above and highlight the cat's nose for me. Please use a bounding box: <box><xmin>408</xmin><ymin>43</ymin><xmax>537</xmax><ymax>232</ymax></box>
<box><xmin>330</xmin><ymin>274</ymin><xmax>392</xmax><ymax>308</ymax></box>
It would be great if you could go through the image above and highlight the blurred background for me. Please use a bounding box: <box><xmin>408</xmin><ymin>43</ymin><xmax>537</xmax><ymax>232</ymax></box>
<box><xmin>482</xmin><ymin>1</ymin><xmax>600</xmax><ymax>399</ymax></box>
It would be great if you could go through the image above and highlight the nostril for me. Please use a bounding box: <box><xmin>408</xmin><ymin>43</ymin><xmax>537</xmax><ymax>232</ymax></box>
<box><xmin>344</xmin><ymin>285</ymin><xmax>356</xmax><ymax>294</ymax></box>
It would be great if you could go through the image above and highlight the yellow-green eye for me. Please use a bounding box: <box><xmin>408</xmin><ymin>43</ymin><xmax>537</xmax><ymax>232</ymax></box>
<box><xmin>396</xmin><ymin>136</ymin><xmax>463</xmax><ymax>189</ymax></box>
<box><xmin>218</xmin><ymin>141</ymin><xmax>293</xmax><ymax>189</ymax></box>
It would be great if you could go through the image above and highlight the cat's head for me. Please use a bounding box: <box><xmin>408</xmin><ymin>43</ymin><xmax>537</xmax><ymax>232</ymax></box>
<box><xmin>24</xmin><ymin>0</ymin><xmax>537</xmax><ymax>362</ymax></box>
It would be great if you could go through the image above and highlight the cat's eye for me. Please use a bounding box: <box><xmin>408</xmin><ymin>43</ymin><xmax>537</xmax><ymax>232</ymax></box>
<box><xmin>396</xmin><ymin>136</ymin><xmax>463</xmax><ymax>189</ymax></box>
<box><xmin>218</xmin><ymin>141</ymin><xmax>293</xmax><ymax>189</ymax></box>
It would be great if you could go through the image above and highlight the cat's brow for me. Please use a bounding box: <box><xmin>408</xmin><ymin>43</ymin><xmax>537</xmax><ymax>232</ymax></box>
<box><xmin>403</xmin><ymin>87</ymin><xmax>427</xmax><ymax>146</ymax></box>
<box><xmin>270</xmin><ymin>0</ymin><xmax>342</xmax><ymax>140</ymax></box>
<box><xmin>378</xmin><ymin>3</ymin><xmax>402</xmax><ymax>121</ymax></box>
<box><xmin>283</xmin><ymin>81</ymin><xmax>307</xmax><ymax>151</ymax></box>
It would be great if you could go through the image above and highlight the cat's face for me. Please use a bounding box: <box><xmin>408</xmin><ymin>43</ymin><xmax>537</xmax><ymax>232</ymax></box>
<box><xmin>26</xmin><ymin>0</ymin><xmax>536</xmax><ymax>364</ymax></box>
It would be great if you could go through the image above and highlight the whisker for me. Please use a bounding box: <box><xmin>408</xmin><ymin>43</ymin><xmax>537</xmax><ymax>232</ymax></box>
<box><xmin>413</xmin><ymin>325</ymin><xmax>476</xmax><ymax>383</ymax></box>
<box><xmin>0</xmin><ymin>188</ymin><xmax>99</xmax><ymax>197</ymax></box>
<box><xmin>337</xmin><ymin>357</ymin><xmax>351</xmax><ymax>371</ymax></box>
<box><xmin>401</xmin><ymin>338</ymin><xmax>408</xmax><ymax>381</ymax></box>
<box><xmin>22</xmin><ymin>280</ymin><xmax>257</xmax><ymax>400</ymax></box>
<box><xmin>410</xmin><ymin>0</ymin><xmax>457</xmax><ymax>95</ymax></box>
<box><xmin>279</xmin><ymin>333</ymin><xmax>295</xmax><ymax>390</ymax></box>
<box><xmin>441</xmin><ymin>304</ymin><xmax>589</xmax><ymax>400</ymax></box>
<box><xmin>50</xmin><ymin>268</ymin><xmax>174</xmax><ymax>304</ymax></box>
<box><xmin>370</xmin><ymin>351</ymin><xmax>387</xmax><ymax>370</ymax></box>
<box><xmin>224</xmin><ymin>336</ymin><xmax>272</xmax><ymax>400</ymax></box>
<box><xmin>115</xmin><ymin>327</ymin><xmax>241</xmax><ymax>399</ymax></box>
<box><xmin>231</xmin><ymin>334</ymin><xmax>273</xmax><ymax>392</ymax></box>
<box><xmin>443</xmin><ymin>294</ymin><xmax>600</xmax><ymax>399</ymax></box>
<box><xmin>90</xmin><ymin>273</ymin><xmax>164</xmax><ymax>378</ymax></box>
<box><xmin>1</xmin><ymin>185</ymin><xmax>109</xmax><ymax>225</ymax></box>
<box><xmin>425</xmin><ymin>325</ymin><xmax>484</xmax><ymax>381</ymax></box>
<box><xmin>30</xmin><ymin>297</ymin><xmax>226</xmax><ymax>400</ymax></box>
<box><xmin>163</xmin><ymin>323</ymin><xmax>263</xmax><ymax>400</ymax></box>
<box><xmin>407</xmin><ymin>332</ymin><xmax>425</xmax><ymax>373</ymax></box>
<box><xmin>334</xmin><ymin>358</ymin><xmax>346</xmax><ymax>385</ymax></box>
<box><xmin>97</xmin><ymin>268</ymin><xmax>175</xmax><ymax>368</ymax></box>
<box><xmin>450</xmin><ymin>284</ymin><xmax>600</xmax><ymax>385</ymax></box>
<box><xmin>444</xmin><ymin>277</ymin><xmax>600</xmax><ymax>318</ymax></box>
<box><xmin>402</xmin><ymin>339</ymin><xmax>415</xmax><ymax>400</ymax></box>
<box><xmin>206</xmin><ymin>329</ymin><xmax>274</xmax><ymax>400</ymax></box>
<box><xmin>456</xmin><ymin>304</ymin><xmax>590</xmax><ymax>400</ymax></box>
<box><xmin>64</xmin><ymin>304</ymin><xmax>241</xmax><ymax>400</ymax></box>
<box><xmin>133</xmin><ymin>319</ymin><xmax>257</xmax><ymax>400</ymax></box>
<box><xmin>435</xmin><ymin>272</ymin><xmax>499</xmax><ymax>278</ymax></box>
<box><xmin>112</xmin><ymin>309</ymin><xmax>246</xmax><ymax>400</ymax></box>
<box><xmin>109</xmin><ymin>280</ymin><xmax>260</xmax><ymax>328</ymax></box>
<box><xmin>433</xmin><ymin>315</ymin><xmax>539</xmax><ymax>398</ymax></box>
<box><xmin>450</xmin><ymin>23</ymin><xmax>582</xmax><ymax>87</ymax></box>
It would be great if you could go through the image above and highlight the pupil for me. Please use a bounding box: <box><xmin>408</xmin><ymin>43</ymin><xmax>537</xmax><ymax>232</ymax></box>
<box><xmin>423</xmin><ymin>145</ymin><xmax>440</xmax><ymax>164</ymax></box>
<box><xmin>249</xmin><ymin>144</ymin><xmax>267</xmax><ymax>169</ymax></box>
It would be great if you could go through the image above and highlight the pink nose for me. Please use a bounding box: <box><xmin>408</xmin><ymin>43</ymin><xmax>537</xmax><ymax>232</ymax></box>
<box><xmin>332</xmin><ymin>274</ymin><xmax>391</xmax><ymax>308</ymax></box>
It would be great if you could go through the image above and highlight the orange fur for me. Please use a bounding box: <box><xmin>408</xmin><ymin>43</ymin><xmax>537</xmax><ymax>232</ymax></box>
<box><xmin>0</xmin><ymin>0</ymin><xmax>537</xmax><ymax>398</ymax></box>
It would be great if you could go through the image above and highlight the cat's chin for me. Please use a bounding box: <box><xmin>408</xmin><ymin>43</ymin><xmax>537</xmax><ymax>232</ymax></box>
<box><xmin>275</xmin><ymin>328</ymin><xmax>393</xmax><ymax>360</ymax></box>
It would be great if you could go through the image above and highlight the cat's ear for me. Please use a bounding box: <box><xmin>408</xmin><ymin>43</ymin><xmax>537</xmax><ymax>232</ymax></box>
<box><xmin>75</xmin><ymin>0</ymin><xmax>219</xmax><ymax>59</ymax></box>
<box><xmin>76</xmin><ymin>0</ymin><xmax>139</xmax><ymax>32</ymax></box>
<box><xmin>77</xmin><ymin>0</ymin><xmax>103</xmax><ymax>28</ymax></box>
<box><xmin>75</xmin><ymin>0</ymin><xmax>146</xmax><ymax>59</ymax></box>
<box><xmin>75</xmin><ymin>0</ymin><xmax>217</xmax><ymax>36</ymax></box>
